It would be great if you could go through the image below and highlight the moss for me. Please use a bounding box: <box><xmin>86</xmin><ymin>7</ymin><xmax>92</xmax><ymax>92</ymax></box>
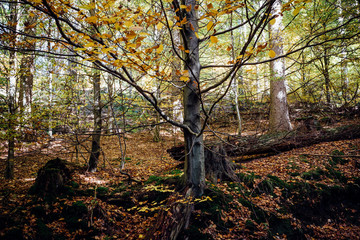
<box><xmin>238</xmin><ymin>172</ymin><xmax>260</xmax><ymax>188</ymax></box>
<box><xmin>325</xmin><ymin>165</ymin><xmax>347</xmax><ymax>183</ymax></box>
<box><xmin>97</xmin><ymin>186</ymin><xmax>109</xmax><ymax>197</ymax></box>
<box><xmin>256</xmin><ymin>175</ymin><xmax>289</xmax><ymax>195</ymax></box>
<box><xmin>69</xmin><ymin>181</ymin><xmax>79</xmax><ymax>188</ymax></box>
<box><xmin>257</xmin><ymin>179</ymin><xmax>275</xmax><ymax>194</ymax></box>
<box><xmin>331</xmin><ymin>150</ymin><xmax>346</xmax><ymax>164</ymax></box>
<box><xmin>301</xmin><ymin>168</ymin><xmax>324</xmax><ymax>180</ymax></box>
<box><xmin>36</xmin><ymin>219</ymin><xmax>53</xmax><ymax>239</ymax></box>
<box><xmin>268</xmin><ymin>217</ymin><xmax>305</xmax><ymax>240</ymax></box>
<box><xmin>62</xmin><ymin>201</ymin><xmax>88</xmax><ymax>231</ymax></box>
<box><xmin>289</xmin><ymin>172</ymin><xmax>300</xmax><ymax>177</ymax></box>
<box><xmin>194</xmin><ymin>186</ymin><xmax>232</xmax><ymax>229</ymax></box>
<box><xmin>287</xmin><ymin>161</ymin><xmax>300</xmax><ymax>170</ymax></box>
<box><xmin>146</xmin><ymin>175</ymin><xmax>164</xmax><ymax>185</ymax></box>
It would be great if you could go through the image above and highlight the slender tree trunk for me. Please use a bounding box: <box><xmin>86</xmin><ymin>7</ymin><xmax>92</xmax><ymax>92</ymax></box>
<box><xmin>5</xmin><ymin>1</ymin><xmax>18</xmax><ymax>179</ymax></box>
<box><xmin>230</xmin><ymin>13</ymin><xmax>242</xmax><ymax>135</ymax></box>
<box><xmin>323</xmin><ymin>49</ymin><xmax>331</xmax><ymax>105</ymax></box>
<box><xmin>88</xmin><ymin>69</ymin><xmax>102</xmax><ymax>172</ymax></box>
<box><xmin>177</xmin><ymin>0</ymin><xmax>205</xmax><ymax>198</ymax></box>
<box><xmin>269</xmin><ymin>0</ymin><xmax>292</xmax><ymax>132</ymax></box>
<box><xmin>18</xmin><ymin>12</ymin><xmax>37</xmax><ymax>115</ymax></box>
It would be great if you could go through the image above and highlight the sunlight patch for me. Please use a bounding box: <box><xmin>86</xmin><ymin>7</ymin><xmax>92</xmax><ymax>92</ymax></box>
<box><xmin>79</xmin><ymin>174</ymin><xmax>109</xmax><ymax>184</ymax></box>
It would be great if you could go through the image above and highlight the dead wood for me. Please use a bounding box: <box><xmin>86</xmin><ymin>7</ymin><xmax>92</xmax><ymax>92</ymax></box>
<box><xmin>30</xmin><ymin>158</ymin><xmax>72</xmax><ymax>198</ymax></box>
<box><xmin>168</xmin><ymin>124</ymin><xmax>360</xmax><ymax>163</ymax></box>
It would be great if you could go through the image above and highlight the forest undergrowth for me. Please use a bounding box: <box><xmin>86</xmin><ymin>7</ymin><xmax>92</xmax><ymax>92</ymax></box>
<box><xmin>0</xmin><ymin>116</ymin><xmax>359</xmax><ymax>239</ymax></box>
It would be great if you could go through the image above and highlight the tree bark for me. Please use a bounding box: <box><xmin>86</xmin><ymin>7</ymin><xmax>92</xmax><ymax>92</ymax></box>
<box><xmin>5</xmin><ymin>1</ymin><xmax>18</xmax><ymax>179</ymax></box>
<box><xmin>88</xmin><ymin>69</ymin><xmax>102</xmax><ymax>172</ymax></box>
<box><xmin>323</xmin><ymin>48</ymin><xmax>331</xmax><ymax>105</ymax></box>
<box><xmin>269</xmin><ymin>0</ymin><xmax>292</xmax><ymax>132</ymax></box>
<box><xmin>18</xmin><ymin>11</ymin><xmax>37</xmax><ymax>115</ymax></box>
<box><xmin>177</xmin><ymin>0</ymin><xmax>205</xmax><ymax>198</ymax></box>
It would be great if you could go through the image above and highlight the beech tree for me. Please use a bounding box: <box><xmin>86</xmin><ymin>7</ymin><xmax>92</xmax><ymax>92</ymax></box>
<box><xmin>4</xmin><ymin>1</ymin><xmax>18</xmax><ymax>179</ymax></box>
<box><xmin>268</xmin><ymin>0</ymin><xmax>292</xmax><ymax>132</ymax></box>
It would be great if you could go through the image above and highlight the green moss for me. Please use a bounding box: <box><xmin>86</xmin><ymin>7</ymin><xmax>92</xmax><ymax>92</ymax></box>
<box><xmin>301</xmin><ymin>168</ymin><xmax>324</xmax><ymax>180</ymax></box>
<box><xmin>69</xmin><ymin>181</ymin><xmax>79</xmax><ymax>188</ymax></box>
<box><xmin>97</xmin><ymin>186</ymin><xmax>109</xmax><ymax>197</ymax></box>
<box><xmin>325</xmin><ymin>165</ymin><xmax>347</xmax><ymax>183</ymax></box>
<box><xmin>146</xmin><ymin>175</ymin><xmax>164</xmax><ymax>185</ymax></box>
<box><xmin>238</xmin><ymin>172</ymin><xmax>260</xmax><ymax>188</ymax></box>
<box><xmin>36</xmin><ymin>219</ymin><xmax>53</xmax><ymax>239</ymax></box>
<box><xmin>63</xmin><ymin>201</ymin><xmax>88</xmax><ymax>231</ymax></box>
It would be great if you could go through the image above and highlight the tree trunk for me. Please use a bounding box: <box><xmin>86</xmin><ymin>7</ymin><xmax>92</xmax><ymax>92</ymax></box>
<box><xmin>5</xmin><ymin>1</ymin><xmax>18</xmax><ymax>179</ymax></box>
<box><xmin>230</xmin><ymin>13</ymin><xmax>242</xmax><ymax>135</ymax></box>
<box><xmin>88</xmin><ymin>69</ymin><xmax>102</xmax><ymax>172</ymax></box>
<box><xmin>269</xmin><ymin>0</ymin><xmax>292</xmax><ymax>132</ymax></box>
<box><xmin>324</xmin><ymin>48</ymin><xmax>331</xmax><ymax>105</ymax></box>
<box><xmin>18</xmin><ymin>11</ymin><xmax>37</xmax><ymax>115</ymax></box>
<box><xmin>179</xmin><ymin>0</ymin><xmax>205</xmax><ymax>198</ymax></box>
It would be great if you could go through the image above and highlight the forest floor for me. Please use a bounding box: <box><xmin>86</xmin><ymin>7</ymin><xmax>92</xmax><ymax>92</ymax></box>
<box><xmin>0</xmin><ymin>115</ymin><xmax>359</xmax><ymax>239</ymax></box>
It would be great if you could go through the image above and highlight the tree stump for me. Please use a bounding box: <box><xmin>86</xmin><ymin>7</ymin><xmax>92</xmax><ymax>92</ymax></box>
<box><xmin>204</xmin><ymin>144</ymin><xmax>238</xmax><ymax>183</ymax></box>
<box><xmin>167</xmin><ymin>144</ymin><xmax>238</xmax><ymax>183</ymax></box>
<box><xmin>30</xmin><ymin>158</ymin><xmax>72</xmax><ymax>198</ymax></box>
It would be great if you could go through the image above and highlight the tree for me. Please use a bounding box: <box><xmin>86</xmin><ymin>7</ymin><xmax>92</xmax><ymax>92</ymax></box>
<box><xmin>4</xmin><ymin>1</ymin><xmax>18</xmax><ymax>179</ymax></box>
<box><xmin>268</xmin><ymin>0</ymin><xmax>292</xmax><ymax>132</ymax></box>
<box><xmin>88</xmin><ymin>67</ymin><xmax>102</xmax><ymax>172</ymax></box>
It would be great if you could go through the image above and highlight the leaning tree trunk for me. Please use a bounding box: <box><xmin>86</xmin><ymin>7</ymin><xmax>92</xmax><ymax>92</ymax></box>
<box><xmin>269</xmin><ymin>0</ymin><xmax>292</xmax><ymax>133</ymax></box>
<box><xmin>88</xmin><ymin>68</ymin><xmax>102</xmax><ymax>172</ymax></box>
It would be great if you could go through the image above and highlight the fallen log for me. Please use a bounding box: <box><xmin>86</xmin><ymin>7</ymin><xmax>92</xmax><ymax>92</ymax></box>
<box><xmin>168</xmin><ymin>124</ymin><xmax>360</xmax><ymax>162</ymax></box>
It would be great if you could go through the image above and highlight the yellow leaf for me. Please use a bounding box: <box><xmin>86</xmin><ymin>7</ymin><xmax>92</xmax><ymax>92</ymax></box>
<box><xmin>180</xmin><ymin>5</ymin><xmax>187</xmax><ymax>9</ymax></box>
<box><xmin>269</xmin><ymin>18</ymin><xmax>276</xmax><ymax>25</ymax></box>
<box><xmin>180</xmin><ymin>76</ymin><xmax>189</xmax><ymax>82</ymax></box>
<box><xmin>293</xmin><ymin>7</ymin><xmax>301</xmax><ymax>16</ymax></box>
<box><xmin>74</xmin><ymin>48</ymin><xmax>86</xmax><ymax>51</ymax></box>
<box><xmin>247</xmin><ymin>5</ymin><xmax>256</xmax><ymax>12</ymax></box>
<box><xmin>126</xmin><ymin>32</ymin><xmax>137</xmax><ymax>39</ymax></box>
<box><xmin>124</xmin><ymin>21</ymin><xmax>132</xmax><ymax>28</ymax></box>
<box><xmin>207</xmin><ymin>21</ymin><xmax>214</xmax><ymax>31</ymax></box>
<box><xmin>195</xmin><ymin>32</ymin><xmax>199</xmax><ymax>38</ymax></box>
<box><xmin>210</xmin><ymin>36</ymin><xmax>218</xmax><ymax>43</ymax></box>
<box><xmin>100</xmin><ymin>33</ymin><xmax>112</xmax><ymax>38</ymax></box>
<box><xmin>156</xmin><ymin>22</ymin><xmax>164</xmax><ymax>30</ymax></box>
<box><xmin>85</xmin><ymin>16</ymin><xmax>97</xmax><ymax>24</ymax></box>
<box><xmin>79</xmin><ymin>3</ymin><xmax>95</xmax><ymax>10</ymax></box>
<box><xmin>157</xmin><ymin>44</ymin><xmax>164</xmax><ymax>54</ymax></box>
<box><xmin>84</xmin><ymin>42</ymin><xmax>96</xmax><ymax>48</ymax></box>
<box><xmin>269</xmin><ymin>50</ymin><xmax>276</xmax><ymax>58</ymax></box>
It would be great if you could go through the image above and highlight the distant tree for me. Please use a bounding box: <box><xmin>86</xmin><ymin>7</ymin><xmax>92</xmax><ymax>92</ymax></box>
<box><xmin>268</xmin><ymin>0</ymin><xmax>292</xmax><ymax>132</ymax></box>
